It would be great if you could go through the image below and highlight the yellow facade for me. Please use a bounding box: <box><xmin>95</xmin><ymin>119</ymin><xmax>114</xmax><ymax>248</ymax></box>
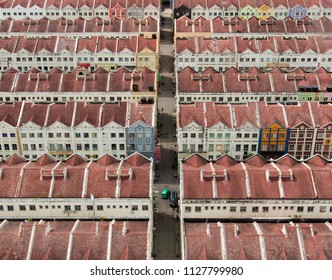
<box><xmin>256</xmin><ymin>5</ymin><xmax>273</xmax><ymax>20</ymax></box>
<box><xmin>136</xmin><ymin>49</ymin><xmax>158</xmax><ymax>71</ymax></box>
<box><xmin>260</xmin><ymin>122</ymin><xmax>288</xmax><ymax>153</ymax></box>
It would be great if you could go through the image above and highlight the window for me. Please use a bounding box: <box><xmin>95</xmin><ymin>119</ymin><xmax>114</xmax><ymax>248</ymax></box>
<box><xmin>48</xmin><ymin>133</ymin><xmax>53</xmax><ymax>138</ymax></box>
<box><xmin>209</xmin><ymin>133</ymin><xmax>214</xmax><ymax>139</ymax></box>
<box><xmin>131</xmin><ymin>205</ymin><xmax>138</xmax><ymax>211</ymax></box>
<box><xmin>0</xmin><ymin>206</ymin><xmax>3</xmax><ymax>211</ymax></box>
<box><xmin>64</xmin><ymin>205</ymin><xmax>71</xmax><ymax>211</ymax></box>
<box><xmin>185</xmin><ymin>206</ymin><xmax>191</xmax><ymax>212</ymax></box>
<box><xmin>7</xmin><ymin>205</ymin><xmax>14</xmax><ymax>211</ymax></box>
<box><xmin>262</xmin><ymin>207</ymin><xmax>269</xmax><ymax>212</ymax></box>
<box><xmin>230</xmin><ymin>206</ymin><xmax>236</xmax><ymax>212</ymax></box>
<box><xmin>236</xmin><ymin>145</ymin><xmax>241</xmax><ymax>151</ymax></box>
<box><xmin>56</xmin><ymin>133</ymin><xmax>61</xmax><ymax>138</ymax></box>
<box><xmin>21</xmin><ymin>133</ymin><xmax>27</xmax><ymax>138</ymax></box>
<box><xmin>195</xmin><ymin>206</ymin><xmax>201</xmax><ymax>212</ymax></box>
<box><xmin>75</xmin><ymin>133</ymin><xmax>81</xmax><ymax>138</ymax></box>
<box><xmin>142</xmin><ymin>205</ymin><xmax>149</xmax><ymax>211</ymax></box>
<box><xmin>305</xmin><ymin>144</ymin><xmax>311</xmax><ymax>151</ymax></box>
<box><xmin>19</xmin><ymin>205</ymin><xmax>26</xmax><ymax>211</ymax></box>
<box><xmin>87</xmin><ymin>205</ymin><xmax>93</xmax><ymax>211</ymax></box>
<box><xmin>75</xmin><ymin>205</ymin><xmax>81</xmax><ymax>211</ymax></box>
<box><xmin>240</xmin><ymin>206</ymin><xmax>246</xmax><ymax>212</ymax></box>
<box><xmin>289</xmin><ymin>144</ymin><xmax>295</xmax><ymax>151</ymax></box>
<box><xmin>320</xmin><ymin>206</ymin><xmax>326</xmax><ymax>213</ymax></box>
<box><xmin>297</xmin><ymin>206</ymin><xmax>304</xmax><ymax>212</ymax></box>
<box><xmin>29</xmin><ymin>205</ymin><xmax>36</xmax><ymax>211</ymax></box>
<box><xmin>307</xmin><ymin>206</ymin><xmax>314</xmax><ymax>212</ymax></box>
<box><xmin>97</xmin><ymin>205</ymin><xmax>103</xmax><ymax>211</ymax></box>
<box><xmin>84</xmin><ymin>133</ymin><xmax>89</xmax><ymax>138</ymax></box>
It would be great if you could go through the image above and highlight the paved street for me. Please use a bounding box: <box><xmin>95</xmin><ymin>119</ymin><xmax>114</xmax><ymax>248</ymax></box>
<box><xmin>152</xmin><ymin>7</ymin><xmax>180</xmax><ymax>260</ymax></box>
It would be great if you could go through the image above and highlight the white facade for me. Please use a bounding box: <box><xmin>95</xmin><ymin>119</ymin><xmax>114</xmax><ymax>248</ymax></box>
<box><xmin>180</xmin><ymin>199</ymin><xmax>332</xmax><ymax>220</ymax></box>
<box><xmin>176</xmin><ymin>44</ymin><xmax>332</xmax><ymax>72</ymax></box>
<box><xmin>19</xmin><ymin>122</ymin><xmax>127</xmax><ymax>160</ymax></box>
<box><xmin>0</xmin><ymin>123</ymin><xmax>19</xmax><ymax>158</ymax></box>
<box><xmin>0</xmin><ymin>197</ymin><xmax>152</xmax><ymax>219</ymax></box>
<box><xmin>178</xmin><ymin>121</ymin><xmax>260</xmax><ymax>160</ymax></box>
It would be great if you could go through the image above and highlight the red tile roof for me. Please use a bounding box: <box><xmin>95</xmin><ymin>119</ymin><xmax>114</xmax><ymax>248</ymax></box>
<box><xmin>0</xmin><ymin>102</ymin><xmax>23</xmax><ymax>127</ymax></box>
<box><xmin>0</xmin><ymin>220</ymin><xmax>150</xmax><ymax>260</ymax></box>
<box><xmin>184</xmin><ymin>222</ymin><xmax>332</xmax><ymax>260</ymax></box>
<box><xmin>181</xmin><ymin>151</ymin><xmax>332</xmax><ymax>200</ymax></box>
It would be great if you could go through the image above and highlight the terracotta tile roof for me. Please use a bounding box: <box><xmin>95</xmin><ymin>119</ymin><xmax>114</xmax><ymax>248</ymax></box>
<box><xmin>74</xmin><ymin>103</ymin><xmax>101</xmax><ymax>127</ymax></box>
<box><xmin>284</xmin><ymin>102</ymin><xmax>314</xmax><ymax>128</ymax></box>
<box><xmin>109</xmin><ymin>67</ymin><xmax>133</xmax><ymax>92</ymax></box>
<box><xmin>179</xmin><ymin>102</ymin><xmax>205</xmax><ymax>127</ymax></box>
<box><xmin>46</xmin><ymin>102</ymin><xmax>75</xmax><ymax>127</ymax></box>
<box><xmin>309</xmin><ymin>102</ymin><xmax>332</xmax><ymax>128</ymax></box>
<box><xmin>19</xmin><ymin>160</ymin><xmax>55</xmax><ymax>198</ymax></box>
<box><xmin>0</xmin><ymin>152</ymin><xmax>152</xmax><ymax>199</ymax></box>
<box><xmin>205</xmin><ymin>103</ymin><xmax>232</xmax><ymax>128</ymax></box>
<box><xmin>0</xmin><ymin>155</ymin><xmax>27</xmax><ymax>198</ymax></box>
<box><xmin>86</xmin><ymin>160</ymin><xmax>119</xmax><ymax>199</ymax></box>
<box><xmin>184</xmin><ymin>222</ymin><xmax>332</xmax><ymax>260</ymax></box>
<box><xmin>232</xmin><ymin>102</ymin><xmax>259</xmax><ymax>128</ymax></box>
<box><xmin>0</xmin><ymin>221</ymin><xmax>33</xmax><ymax>260</ymax></box>
<box><xmin>185</xmin><ymin>223</ymin><xmax>222</xmax><ymax>260</ymax></box>
<box><xmin>0</xmin><ymin>102</ymin><xmax>23</xmax><ymax>127</ymax></box>
<box><xmin>19</xmin><ymin>103</ymin><xmax>48</xmax><ymax>127</ymax></box>
<box><xmin>182</xmin><ymin>150</ymin><xmax>332</xmax><ymax>200</ymax></box>
<box><xmin>101</xmin><ymin>102</ymin><xmax>128</xmax><ymax>127</ymax></box>
<box><xmin>119</xmin><ymin>153</ymin><xmax>151</xmax><ymax>198</ymax></box>
<box><xmin>110</xmin><ymin>220</ymin><xmax>149</xmax><ymax>260</ymax></box>
<box><xmin>257</xmin><ymin>102</ymin><xmax>287</xmax><ymax>128</ymax></box>
<box><xmin>128</xmin><ymin>102</ymin><xmax>153</xmax><ymax>126</ymax></box>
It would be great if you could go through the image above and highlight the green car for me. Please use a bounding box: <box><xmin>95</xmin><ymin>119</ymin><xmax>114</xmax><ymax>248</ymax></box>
<box><xmin>161</xmin><ymin>188</ymin><xmax>170</xmax><ymax>199</ymax></box>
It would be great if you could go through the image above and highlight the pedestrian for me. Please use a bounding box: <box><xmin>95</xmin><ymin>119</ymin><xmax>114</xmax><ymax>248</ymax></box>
<box><xmin>161</xmin><ymin>107</ymin><xmax>164</xmax><ymax>113</ymax></box>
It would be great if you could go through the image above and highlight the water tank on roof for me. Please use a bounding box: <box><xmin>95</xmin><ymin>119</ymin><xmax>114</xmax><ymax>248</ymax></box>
<box><xmin>327</xmin><ymin>86</ymin><xmax>332</xmax><ymax>92</ymax></box>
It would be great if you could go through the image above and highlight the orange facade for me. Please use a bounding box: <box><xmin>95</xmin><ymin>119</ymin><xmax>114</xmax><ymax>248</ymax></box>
<box><xmin>259</xmin><ymin>122</ymin><xmax>289</xmax><ymax>158</ymax></box>
<box><xmin>109</xmin><ymin>4</ymin><xmax>127</xmax><ymax>19</ymax></box>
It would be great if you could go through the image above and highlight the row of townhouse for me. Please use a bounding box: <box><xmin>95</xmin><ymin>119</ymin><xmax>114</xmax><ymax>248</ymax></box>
<box><xmin>0</xmin><ymin>220</ymin><xmax>152</xmax><ymax>260</ymax></box>
<box><xmin>175</xmin><ymin>36</ymin><xmax>332</xmax><ymax>72</ymax></box>
<box><xmin>175</xmin><ymin>16</ymin><xmax>332</xmax><ymax>39</ymax></box>
<box><xmin>177</xmin><ymin>101</ymin><xmax>332</xmax><ymax>161</ymax></box>
<box><xmin>174</xmin><ymin>0</ymin><xmax>332</xmax><ymax>20</ymax></box>
<box><xmin>0</xmin><ymin>16</ymin><xmax>159</xmax><ymax>38</ymax></box>
<box><xmin>0</xmin><ymin>101</ymin><xmax>156</xmax><ymax>160</ymax></box>
<box><xmin>179</xmin><ymin>153</ymin><xmax>332</xmax><ymax>220</ymax></box>
<box><xmin>0</xmin><ymin>66</ymin><xmax>158</xmax><ymax>103</ymax></box>
<box><xmin>0</xmin><ymin>152</ymin><xmax>154</xmax><ymax>220</ymax></box>
<box><xmin>0</xmin><ymin>0</ymin><xmax>160</xmax><ymax>20</ymax></box>
<box><xmin>181</xmin><ymin>221</ymin><xmax>332</xmax><ymax>260</ymax></box>
<box><xmin>0</xmin><ymin>34</ymin><xmax>159</xmax><ymax>72</ymax></box>
<box><xmin>176</xmin><ymin>67</ymin><xmax>332</xmax><ymax>104</ymax></box>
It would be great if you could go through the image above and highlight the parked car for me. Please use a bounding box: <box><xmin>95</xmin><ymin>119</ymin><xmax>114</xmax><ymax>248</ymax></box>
<box><xmin>161</xmin><ymin>188</ymin><xmax>170</xmax><ymax>199</ymax></box>
<box><xmin>169</xmin><ymin>191</ymin><xmax>178</xmax><ymax>208</ymax></box>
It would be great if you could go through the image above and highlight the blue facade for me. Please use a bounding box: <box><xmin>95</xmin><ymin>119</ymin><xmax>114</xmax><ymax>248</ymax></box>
<box><xmin>126</xmin><ymin>121</ymin><xmax>155</xmax><ymax>160</ymax></box>
<box><xmin>289</xmin><ymin>5</ymin><xmax>307</xmax><ymax>19</ymax></box>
